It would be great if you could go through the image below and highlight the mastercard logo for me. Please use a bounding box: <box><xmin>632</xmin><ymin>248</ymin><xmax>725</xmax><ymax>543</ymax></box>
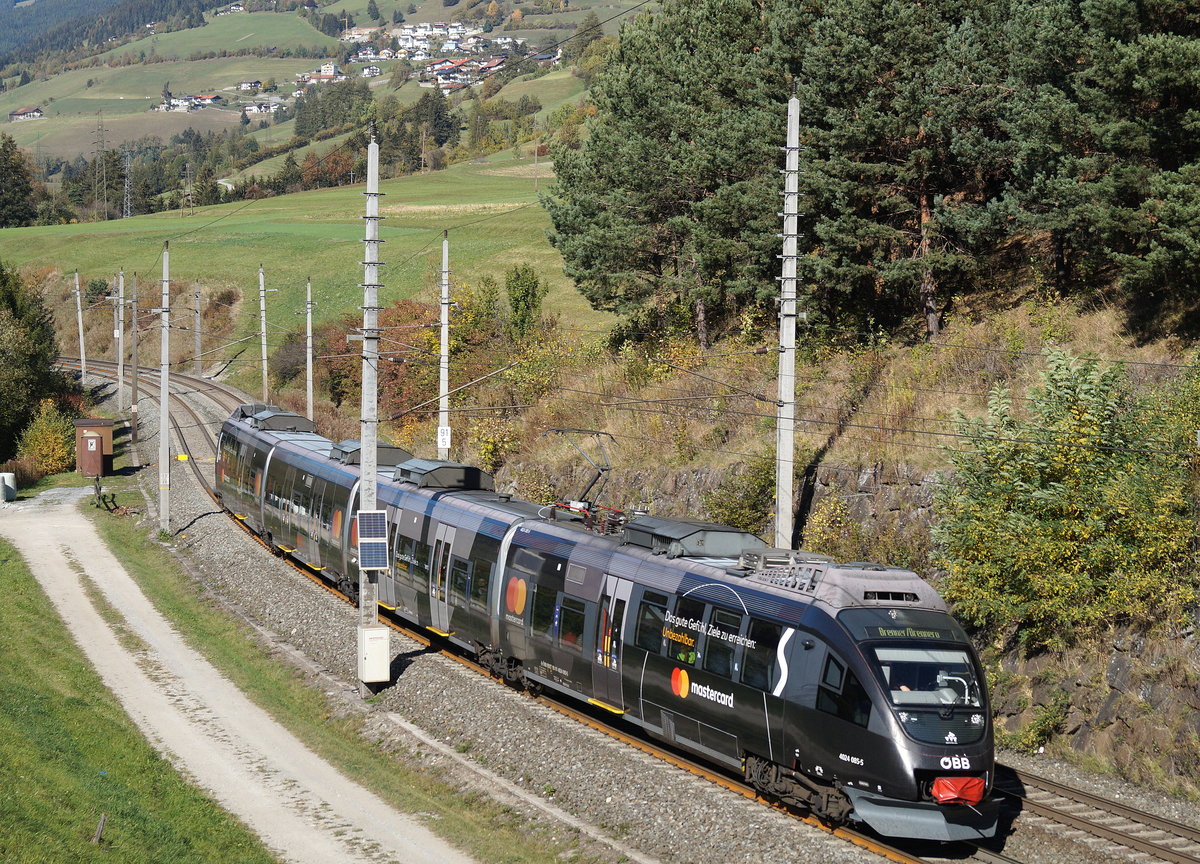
<box><xmin>505</xmin><ymin>577</ymin><xmax>527</xmax><ymax>614</ymax></box>
<box><xmin>671</xmin><ymin>667</ymin><xmax>689</xmax><ymax>699</ymax></box>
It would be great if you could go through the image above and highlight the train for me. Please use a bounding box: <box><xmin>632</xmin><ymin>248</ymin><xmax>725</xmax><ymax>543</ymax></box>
<box><xmin>215</xmin><ymin>403</ymin><xmax>1000</xmax><ymax>842</ymax></box>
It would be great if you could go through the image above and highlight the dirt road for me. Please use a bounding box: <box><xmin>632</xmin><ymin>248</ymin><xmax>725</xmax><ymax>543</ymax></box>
<box><xmin>0</xmin><ymin>488</ymin><xmax>476</xmax><ymax>864</ymax></box>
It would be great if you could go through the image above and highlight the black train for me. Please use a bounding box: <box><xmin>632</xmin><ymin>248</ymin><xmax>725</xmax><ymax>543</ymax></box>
<box><xmin>217</xmin><ymin>404</ymin><xmax>999</xmax><ymax>841</ymax></box>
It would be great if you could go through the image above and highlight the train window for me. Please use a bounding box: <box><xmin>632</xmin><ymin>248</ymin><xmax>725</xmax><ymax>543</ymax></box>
<box><xmin>817</xmin><ymin>655</ymin><xmax>871</xmax><ymax>728</ymax></box>
<box><xmin>566</xmin><ymin>563</ymin><xmax>586</xmax><ymax>585</ymax></box>
<box><xmin>394</xmin><ymin>536</ymin><xmax>414</xmax><ymax>581</ymax></box>
<box><xmin>558</xmin><ymin>596</ymin><xmax>586</xmax><ymax>652</ymax></box>
<box><xmin>823</xmin><ymin>655</ymin><xmax>844</xmax><ymax>690</ymax></box>
<box><xmin>449</xmin><ymin>557</ymin><xmax>471</xmax><ymax>607</ymax></box>
<box><xmin>504</xmin><ymin>547</ymin><xmax>564</xmax><ymax>595</ymax></box>
<box><xmin>469</xmin><ymin>563</ymin><xmax>491</xmax><ymax>611</ymax></box>
<box><xmin>702</xmin><ymin>608</ymin><xmax>743</xmax><ymax>678</ymax></box>
<box><xmin>873</xmin><ymin>647</ymin><xmax>983</xmax><ymax>708</ymax></box>
<box><xmin>741</xmin><ymin>619</ymin><xmax>783</xmax><ymax>691</ymax></box>
<box><xmin>531</xmin><ymin>584</ymin><xmax>557</xmax><ymax>635</ymax></box>
<box><xmin>669</xmin><ymin>597</ymin><xmax>704</xmax><ymax>666</ymax></box>
<box><xmin>412</xmin><ymin>542</ymin><xmax>431</xmax><ymax>584</ymax></box>
<box><xmin>634</xmin><ymin>591</ymin><xmax>668</xmax><ymax>653</ymax></box>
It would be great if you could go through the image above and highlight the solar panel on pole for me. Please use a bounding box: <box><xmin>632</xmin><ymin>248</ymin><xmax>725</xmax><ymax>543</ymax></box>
<box><xmin>357</xmin><ymin>510</ymin><xmax>388</xmax><ymax>570</ymax></box>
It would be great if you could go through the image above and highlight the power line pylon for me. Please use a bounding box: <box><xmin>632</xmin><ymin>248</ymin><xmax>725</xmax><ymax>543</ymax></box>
<box><xmin>123</xmin><ymin>149</ymin><xmax>133</xmax><ymax>218</ymax></box>
<box><xmin>93</xmin><ymin>112</ymin><xmax>109</xmax><ymax>220</ymax></box>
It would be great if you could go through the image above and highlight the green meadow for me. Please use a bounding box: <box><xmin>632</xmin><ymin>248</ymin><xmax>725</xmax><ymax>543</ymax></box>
<box><xmin>95</xmin><ymin>11</ymin><xmax>338</xmax><ymax>63</ymax></box>
<box><xmin>0</xmin><ymin>538</ymin><xmax>278</xmax><ymax>864</ymax></box>
<box><xmin>500</xmin><ymin>69</ymin><xmax>586</xmax><ymax>120</ymax></box>
<box><xmin>3</xmin><ymin>150</ymin><xmax>605</xmax><ymax>332</ymax></box>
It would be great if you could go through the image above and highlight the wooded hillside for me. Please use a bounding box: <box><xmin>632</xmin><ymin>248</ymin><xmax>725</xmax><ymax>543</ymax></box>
<box><xmin>548</xmin><ymin>0</ymin><xmax>1200</xmax><ymax>346</ymax></box>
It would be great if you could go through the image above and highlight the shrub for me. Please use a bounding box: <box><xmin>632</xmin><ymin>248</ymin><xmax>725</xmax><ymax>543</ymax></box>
<box><xmin>17</xmin><ymin>399</ymin><xmax>76</xmax><ymax>475</ymax></box>
<box><xmin>468</xmin><ymin>416</ymin><xmax>519</xmax><ymax>473</ymax></box>
<box><xmin>933</xmin><ymin>348</ymin><xmax>1198</xmax><ymax>651</ymax></box>
<box><xmin>702</xmin><ymin>453</ymin><xmax>775</xmax><ymax>535</ymax></box>
<box><xmin>803</xmin><ymin>493</ymin><xmax>932</xmax><ymax>571</ymax></box>
<box><xmin>0</xmin><ymin>454</ymin><xmax>45</xmax><ymax>488</ymax></box>
<box><xmin>803</xmin><ymin>494</ymin><xmax>868</xmax><ymax>561</ymax></box>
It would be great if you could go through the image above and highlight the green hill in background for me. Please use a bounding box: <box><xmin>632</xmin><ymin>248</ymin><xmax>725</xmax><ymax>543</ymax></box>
<box><xmin>3</xmin><ymin>148</ymin><xmax>596</xmax><ymax>330</ymax></box>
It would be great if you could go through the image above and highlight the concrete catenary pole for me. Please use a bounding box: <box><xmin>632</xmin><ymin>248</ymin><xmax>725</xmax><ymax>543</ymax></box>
<box><xmin>130</xmin><ymin>274</ymin><xmax>139</xmax><ymax>447</ymax></box>
<box><xmin>438</xmin><ymin>230</ymin><xmax>450</xmax><ymax>459</ymax></box>
<box><xmin>194</xmin><ymin>285</ymin><xmax>202</xmax><ymax>376</ymax></box>
<box><xmin>74</xmin><ymin>271</ymin><xmax>87</xmax><ymax>380</ymax></box>
<box><xmin>159</xmin><ymin>242</ymin><xmax>171</xmax><ymax>534</ymax></box>
<box><xmin>258</xmin><ymin>265</ymin><xmax>268</xmax><ymax>403</ymax></box>
<box><xmin>117</xmin><ymin>271</ymin><xmax>125</xmax><ymax>411</ymax></box>
<box><xmin>358</xmin><ymin>131</ymin><xmax>388</xmax><ymax>695</ymax></box>
<box><xmin>305</xmin><ymin>278</ymin><xmax>314</xmax><ymax>422</ymax></box>
<box><xmin>775</xmin><ymin>96</ymin><xmax>800</xmax><ymax>550</ymax></box>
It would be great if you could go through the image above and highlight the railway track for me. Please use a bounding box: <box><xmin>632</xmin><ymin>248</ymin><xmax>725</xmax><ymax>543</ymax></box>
<box><xmin>61</xmin><ymin>358</ymin><xmax>1199</xmax><ymax>864</ymax></box>
<box><xmin>997</xmin><ymin>768</ymin><xmax>1200</xmax><ymax>864</ymax></box>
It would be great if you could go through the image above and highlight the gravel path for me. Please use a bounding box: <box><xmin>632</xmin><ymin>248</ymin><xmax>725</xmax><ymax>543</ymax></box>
<box><xmin>0</xmin><ymin>486</ymin><xmax>475</xmax><ymax>864</ymax></box>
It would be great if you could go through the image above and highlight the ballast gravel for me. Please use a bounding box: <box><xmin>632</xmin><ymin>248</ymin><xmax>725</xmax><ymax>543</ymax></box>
<box><xmin>103</xmin><ymin>376</ymin><xmax>1195</xmax><ymax>864</ymax></box>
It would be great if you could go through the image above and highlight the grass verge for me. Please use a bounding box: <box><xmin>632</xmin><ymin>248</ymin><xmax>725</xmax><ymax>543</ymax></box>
<box><xmin>0</xmin><ymin>535</ymin><xmax>280</xmax><ymax>864</ymax></box>
<box><xmin>84</xmin><ymin>474</ymin><xmax>598</xmax><ymax>863</ymax></box>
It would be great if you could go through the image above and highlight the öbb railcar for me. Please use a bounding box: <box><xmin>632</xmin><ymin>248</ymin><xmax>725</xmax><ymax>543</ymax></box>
<box><xmin>216</xmin><ymin>404</ymin><xmax>1000</xmax><ymax>842</ymax></box>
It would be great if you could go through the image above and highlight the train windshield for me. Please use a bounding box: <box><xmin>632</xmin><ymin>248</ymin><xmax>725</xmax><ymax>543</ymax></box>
<box><xmin>872</xmin><ymin>647</ymin><xmax>983</xmax><ymax>708</ymax></box>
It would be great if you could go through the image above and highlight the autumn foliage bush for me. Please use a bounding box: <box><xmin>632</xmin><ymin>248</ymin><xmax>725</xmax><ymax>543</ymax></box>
<box><xmin>17</xmin><ymin>398</ymin><xmax>76</xmax><ymax>475</ymax></box>
<box><xmin>933</xmin><ymin>349</ymin><xmax>1198</xmax><ymax>651</ymax></box>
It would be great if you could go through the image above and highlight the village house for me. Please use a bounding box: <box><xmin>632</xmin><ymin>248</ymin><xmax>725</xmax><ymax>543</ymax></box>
<box><xmin>361</xmin><ymin>65</ymin><xmax>382</xmax><ymax>78</ymax></box>
<box><xmin>193</xmin><ymin>94</ymin><xmax>221</xmax><ymax>105</ymax></box>
<box><xmin>7</xmin><ymin>107</ymin><xmax>44</xmax><ymax>122</ymax></box>
<box><xmin>239</xmin><ymin>80</ymin><xmax>262</xmax><ymax>91</ymax></box>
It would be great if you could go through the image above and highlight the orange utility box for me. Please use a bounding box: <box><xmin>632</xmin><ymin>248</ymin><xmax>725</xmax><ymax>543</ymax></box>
<box><xmin>74</xmin><ymin>418</ymin><xmax>115</xmax><ymax>476</ymax></box>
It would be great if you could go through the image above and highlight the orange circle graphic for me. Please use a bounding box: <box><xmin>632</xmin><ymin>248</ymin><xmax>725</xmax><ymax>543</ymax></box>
<box><xmin>671</xmin><ymin>668</ymin><xmax>689</xmax><ymax>698</ymax></box>
<box><xmin>506</xmin><ymin>577</ymin><xmax>528</xmax><ymax>614</ymax></box>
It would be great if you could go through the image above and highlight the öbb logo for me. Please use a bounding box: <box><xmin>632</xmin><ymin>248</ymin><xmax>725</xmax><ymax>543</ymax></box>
<box><xmin>505</xmin><ymin>577</ymin><xmax>527</xmax><ymax>614</ymax></box>
<box><xmin>670</xmin><ymin>667</ymin><xmax>689</xmax><ymax>699</ymax></box>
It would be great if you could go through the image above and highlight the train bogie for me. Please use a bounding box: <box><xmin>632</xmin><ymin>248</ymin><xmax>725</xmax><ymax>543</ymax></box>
<box><xmin>216</xmin><ymin>405</ymin><xmax>1000</xmax><ymax>843</ymax></box>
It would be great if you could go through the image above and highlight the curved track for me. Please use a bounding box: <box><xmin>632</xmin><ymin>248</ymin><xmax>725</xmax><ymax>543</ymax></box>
<box><xmin>61</xmin><ymin>357</ymin><xmax>1199</xmax><ymax>864</ymax></box>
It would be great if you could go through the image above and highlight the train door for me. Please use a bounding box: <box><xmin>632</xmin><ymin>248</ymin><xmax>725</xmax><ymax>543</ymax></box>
<box><xmin>591</xmin><ymin>574</ymin><xmax>633</xmax><ymax>711</ymax></box>
<box><xmin>429</xmin><ymin>523</ymin><xmax>456</xmax><ymax>635</ymax></box>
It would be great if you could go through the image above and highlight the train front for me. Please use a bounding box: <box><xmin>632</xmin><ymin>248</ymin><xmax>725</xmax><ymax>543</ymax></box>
<box><xmin>838</xmin><ymin>606</ymin><xmax>1000</xmax><ymax>842</ymax></box>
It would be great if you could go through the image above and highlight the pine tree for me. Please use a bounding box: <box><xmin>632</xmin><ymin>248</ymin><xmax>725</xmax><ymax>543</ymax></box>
<box><xmin>795</xmin><ymin>0</ymin><xmax>1011</xmax><ymax>338</ymax></box>
<box><xmin>193</xmin><ymin>165</ymin><xmax>220</xmax><ymax>206</ymax></box>
<box><xmin>276</xmin><ymin>151</ymin><xmax>302</xmax><ymax>191</ymax></box>
<box><xmin>545</xmin><ymin>0</ymin><xmax>790</xmax><ymax>337</ymax></box>
<box><xmin>0</xmin><ymin>134</ymin><xmax>35</xmax><ymax>228</ymax></box>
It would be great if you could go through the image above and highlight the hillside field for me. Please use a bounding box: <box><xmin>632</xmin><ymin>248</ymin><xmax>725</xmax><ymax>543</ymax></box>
<box><xmin>4</xmin><ymin>149</ymin><xmax>605</xmax><ymax>336</ymax></box>
<box><xmin>94</xmin><ymin>11</ymin><xmax>339</xmax><ymax>63</ymax></box>
<box><xmin>1</xmin><ymin>57</ymin><xmax>320</xmax><ymax>159</ymax></box>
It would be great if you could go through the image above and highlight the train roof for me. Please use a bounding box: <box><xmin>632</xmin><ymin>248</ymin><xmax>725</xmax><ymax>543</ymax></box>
<box><xmin>331</xmin><ymin>439</ymin><xmax>414</xmax><ymax>468</ymax></box>
<box><xmin>621</xmin><ymin>515</ymin><xmax>766</xmax><ymax>560</ymax></box>
<box><xmin>738</xmin><ymin>554</ymin><xmax>948</xmax><ymax>615</ymax></box>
